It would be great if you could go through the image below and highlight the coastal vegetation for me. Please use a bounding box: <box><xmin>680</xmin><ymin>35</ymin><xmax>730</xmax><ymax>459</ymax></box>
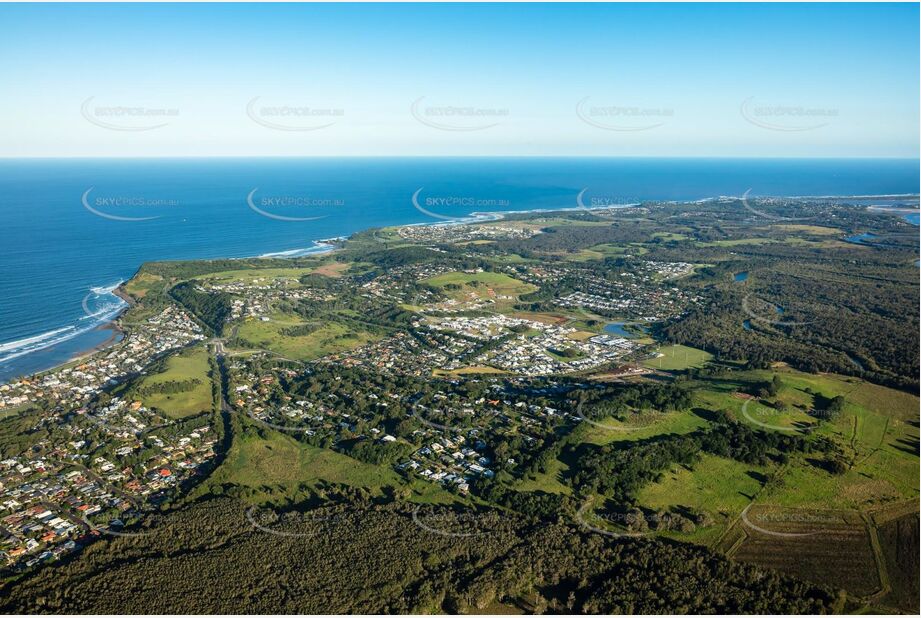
<box><xmin>2</xmin><ymin>197</ymin><xmax>916</xmax><ymax>613</ymax></box>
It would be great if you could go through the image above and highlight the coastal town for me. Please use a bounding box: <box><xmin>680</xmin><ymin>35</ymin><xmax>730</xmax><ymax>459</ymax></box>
<box><xmin>0</xmin><ymin>189</ymin><xmax>916</xmax><ymax>615</ymax></box>
<box><xmin>395</xmin><ymin>222</ymin><xmax>539</xmax><ymax>244</ymax></box>
<box><xmin>0</xmin><ymin>225</ymin><xmax>696</xmax><ymax>571</ymax></box>
<box><xmin>230</xmin><ymin>350</ymin><xmax>574</xmax><ymax>498</ymax></box>
<box><xmin>2</xmin><ymin>1</ymin><xmax>919</xmax><ymax>612</ymax></box>
<box><xmin>0</xmin><ymin>214</ymin><xmax>705</xmax><ymax>574</ymax></box>
<box><xmin>0</xmin><ymin>306</ymin><xmax>205</xmax><ymax>413</ymax></box>
<box><xmin>0</xmin><ymin>239</ymin><xmax>703</xmax><ymax>573</ymax></box>
<box><xmin>0</xmin><ymin>306</ymin><xmax>215</xmax><ymax>571</ymax></box>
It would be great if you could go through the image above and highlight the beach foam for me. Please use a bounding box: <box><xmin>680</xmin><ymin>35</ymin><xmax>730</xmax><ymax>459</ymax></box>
<box><xmin>0</xmin><ymin>285</ymin><xmax>127</xmax><ymax>366</ymax></box>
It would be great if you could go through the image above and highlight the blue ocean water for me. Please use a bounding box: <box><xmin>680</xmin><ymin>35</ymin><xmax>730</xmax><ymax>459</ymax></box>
<box><xmin>0</xmin><ymin>157</ymin><xmax>918</xmax><ymax>382</ymax></box>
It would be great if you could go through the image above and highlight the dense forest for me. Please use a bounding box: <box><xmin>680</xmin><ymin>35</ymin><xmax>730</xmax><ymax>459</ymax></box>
<box><xmin>0</xmin><ymin>497</ymin><xmax>842</xmax><ymax>614</ymax></box>
<box><xmin>169</xmin><ymin>281</ymin><xmax>232</xmax><ymax>335</ymax></box>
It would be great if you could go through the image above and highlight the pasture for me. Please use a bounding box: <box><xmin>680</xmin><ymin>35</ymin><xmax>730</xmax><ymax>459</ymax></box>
<box><xmin>423</xmin><ymin>271</ymin><xmax>537</xmax><ymax>301</ymax></box>
<box><xmin>132</xmin><ymin>346</ymin><xmax>214</xmax><ymax>419</ymax></box>
<box><xmin>234</xmin><ymin>315</ymin><xmax>377</xmax><ymax>361</ymax></box>
<box><xmin>196</xmin><ymin>417</ymin><xmax>402</xmax><ymax>505</ymax></box>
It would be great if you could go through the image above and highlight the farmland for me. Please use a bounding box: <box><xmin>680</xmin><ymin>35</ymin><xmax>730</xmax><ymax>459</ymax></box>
<box><xmin>723</xmin><ymin>504</ymin><xmax>881</xmax><ymax>597</ymax></box>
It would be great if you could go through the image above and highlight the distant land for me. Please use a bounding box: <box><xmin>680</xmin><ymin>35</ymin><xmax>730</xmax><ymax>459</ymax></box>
<box><xmin>1</xmin><ymin>193</ymin><xmax>918</xmax><ymax>613</ymax></box>
<box><xmin>0</xmin><ymin>157</ymin><xmax>918</xmax><ymax>382</ymax></box>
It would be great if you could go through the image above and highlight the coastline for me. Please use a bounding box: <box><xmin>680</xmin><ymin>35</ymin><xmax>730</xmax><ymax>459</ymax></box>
<box><xmin>2</xmin><ymin>191</ymin><xmax>918</xmax><ymax>384</ymax></box>
<box><xmin>867</xmin><ymin>205</ymin><xmax>921</xmax><ymax>213</ymax></box>
<box><xmin>112</xmin><ymin>284</ymin><xmax>135</xmax><ymax>308</ymax></box>
<box><xmin>63</xmin><ymin>323</ymin><xmax>124</xmax><ymax>368</ymax></box>
<box><xmin>60</xmin><ymin>285</ymin><xmax>133</xmax><ymax>367</ymax></box>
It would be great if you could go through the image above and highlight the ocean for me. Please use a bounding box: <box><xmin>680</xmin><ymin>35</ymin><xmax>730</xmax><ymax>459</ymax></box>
<box><xmin>1</xmin><ymin>157</ymin><xmax>918</xmax><ymax>382</ymax></box>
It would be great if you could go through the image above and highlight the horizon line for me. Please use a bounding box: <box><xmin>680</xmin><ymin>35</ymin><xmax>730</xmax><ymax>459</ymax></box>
<box><xmin>1</xmin><ymin>154</ymin><xmax>919</xmax><ymax>161</ymax></box>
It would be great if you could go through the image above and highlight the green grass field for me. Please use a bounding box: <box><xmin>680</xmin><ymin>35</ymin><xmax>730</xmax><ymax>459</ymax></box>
<box><xmin>234</xmin><ymin>314</ymin><xmax>377</xmax><ymax>361</ymax></box>
<box><xmin>513</xmin><ymin>457</ymin><xmax>572</xmax><ymax>495</ymax></box>
<box><xmin>636</xmin><ymin>453</ymin><xmax>770</xmax><ymax>546</ymax></box>
<box><xmin>562</xmin><ymin>249</ymin><xmax>606</xmax><ymax>262</ymax></box>
<box><xmin>643</xmin><ymin>344</ymin><xmax>713</xmax><ymax>370</ymax></box>
<box><xmin>423</xmin><ymin>271</ymin><xmax>537</xmax><ymax>300</ymax></box>
<box><xmin>574</xmin><ymin>366</ymin><xmax>919</xmax><ymax>545</ymax></box>
<box><xmin>579</xmin><ymin>410</ymin><xmax>708</xmax><ymax>446</ymax></box>
<box><xmin>651</xmin><ymin>232</ymin><xmax>689</xmax><ymax>241</ymax></box>
<box><xmin>769</xmin><ymin>224</ymin><xmax>842</xmax><ymax>235</ymax></box>
<box><xmin>197</xmin><ymin>267</ymin><xmax>313</xmax><ymax>284</ymax></box>
<box><xmin>194</xmin><ymin>417</ymin><xmax>464</xmax><ymax>507</ymax></box>
<box><xmin>696</xmin><ymin>238</ymin><xmax>778</xmax><ymax>247</ymax></box>
<box><xmin>122</xmin><ymin>272</ymin><xmax>165</xmax><ymax>300</ymax></box>
<box><xmin>133</xmin><ymin>346</ymin><xmax>214</xmax><ymax>418</ymax></box>
<box><xmin>196</xmin><ymin>418</ymin><xmax>402</xmax><ymax>504</ymax></box>
<box><xmin>690</xmin><ymin>368</ymin><xmax>920</xmax><ymax>511</ymax></box>
<box><xmin>585</xmin><ymin>243</ymin><xmax>629</xmax><ymax>256</ymax></box>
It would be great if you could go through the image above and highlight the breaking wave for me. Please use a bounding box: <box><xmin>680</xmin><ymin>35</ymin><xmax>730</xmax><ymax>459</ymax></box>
<box><xmin>0</xmin><ymin>283</ymin><xmax>127</xmax><ymax>367</ymax></box>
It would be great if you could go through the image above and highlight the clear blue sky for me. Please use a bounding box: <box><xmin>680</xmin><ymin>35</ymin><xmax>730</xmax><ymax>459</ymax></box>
<box><xmin>0</xmin><ymin>2</ymin><xmax>917</xmax><ymax>157</ymax></box>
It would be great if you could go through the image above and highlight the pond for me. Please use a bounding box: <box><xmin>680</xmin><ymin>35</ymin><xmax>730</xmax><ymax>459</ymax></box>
<box><xmin>734</xmin><ymin>271</ymin><xmax>749</xmax><ymax>282</ymax></box>
<box><xmin>604</xmin><ymin>321</ymin><xmax>648</xmax><ymax>338</ymax></box>
<box><xmin>843</xmin><ymin>232</ymin><xmax>877</xmax><ymax>245</ymax></box>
